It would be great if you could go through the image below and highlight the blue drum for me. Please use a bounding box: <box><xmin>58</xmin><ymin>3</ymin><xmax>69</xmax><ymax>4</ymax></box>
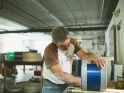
<box><xmin>81</xmin><ymin>60</ymin><xmax>107</xmax><ymax>91</ymax></box>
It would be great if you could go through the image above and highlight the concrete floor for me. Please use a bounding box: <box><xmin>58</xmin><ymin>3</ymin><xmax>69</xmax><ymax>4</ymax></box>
<box><xmin>0</xmin><ymin>65</ymin><xmax>40</xmax><ymax>93</ymax></box>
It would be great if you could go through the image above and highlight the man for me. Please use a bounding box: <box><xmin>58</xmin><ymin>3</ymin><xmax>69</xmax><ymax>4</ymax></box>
<box><xmin>42</xmin><ymin>27</ymin><xmax>106</xmax><ymax>93</ymax></box>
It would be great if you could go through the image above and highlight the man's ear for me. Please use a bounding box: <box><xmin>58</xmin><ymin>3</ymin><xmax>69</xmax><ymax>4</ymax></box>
<box><xmin>52</xmin><ymin>40</ymin><xmax>55</xmax><ymax>43</ymax></box>
<box><xmin>52</xmin><ymin>40</ymin><xmax>57</xmax><ymax>44</ymax></box>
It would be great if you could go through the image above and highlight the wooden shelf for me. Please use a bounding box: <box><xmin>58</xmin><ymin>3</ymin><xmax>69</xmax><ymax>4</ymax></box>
<box><xmin>3</xmin><ymin>60</ymin><xmax>44</xmax><ymax>91</ymax></box>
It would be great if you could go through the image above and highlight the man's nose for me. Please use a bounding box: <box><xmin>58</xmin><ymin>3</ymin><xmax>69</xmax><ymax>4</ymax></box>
<box><xmin>65</xmin><ymin>45</ymin><xmax>69</xmax><ymax>48</ymax></box>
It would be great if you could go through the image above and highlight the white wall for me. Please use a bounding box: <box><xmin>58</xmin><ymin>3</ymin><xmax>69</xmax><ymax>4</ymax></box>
<box><xmin>0</xmin><ymin>34</ymin><xmax>52</xmax><ymax>55</ymax></box>
<box><xmin>92</xmin><ymin>38</ymin><xmax>105</xmax><ymax>56</ymax></box>
<box><xmin>0</xmin><ymin>35</ymin><xmax>52</xmax><ymax>57</ymax></box>
<box><xmin>77</xmin><ymin>37</ymin><xmax>105</xmax><ymax>56</ymax></box>
<box><xmin>0</xmin><ymin>33</ymin><xmax>105</xmax><ymax>57</ymax></box>
<box><xmin>29</xmin><ymin>40</ymin><xmax>52</xmax><ymax>56</ymax></box>
<box><xmin>106</xmin><ymin>0</ymin><xmax>124</xmax><ymax>72</ymax></box>
<box><xmin>109</xmin><ymin>28</ymin><xmax>114</xmax><ymax>57</ymax></box>
<box><xmin>0</xmin><ymin>35</ymin><xmax>4</xmax><ymax>53</ymax></box>
<box><xmin>0</xmin><ymin>34</ymin><xmax>30</xmax><ymax>53</ymax></box>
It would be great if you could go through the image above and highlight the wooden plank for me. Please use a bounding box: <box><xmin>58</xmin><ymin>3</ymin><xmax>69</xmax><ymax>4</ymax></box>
<box><xmin>107</xmin><ymin>82</ymin><xmax>116</xmax><ymax>88</ymax></box>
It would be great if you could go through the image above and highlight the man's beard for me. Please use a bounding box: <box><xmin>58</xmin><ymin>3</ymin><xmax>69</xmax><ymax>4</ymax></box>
<box><xmin>63</xmin><ymin>45</ymin><xmax>70</xmax><ymax>53</ymax></box>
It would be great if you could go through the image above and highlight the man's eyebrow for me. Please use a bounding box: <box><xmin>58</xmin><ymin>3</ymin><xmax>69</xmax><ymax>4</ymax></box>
<box><xmin>59</xmin><ymin>43</ymin><xmax>69</xmax><ymax>46</ymax></box>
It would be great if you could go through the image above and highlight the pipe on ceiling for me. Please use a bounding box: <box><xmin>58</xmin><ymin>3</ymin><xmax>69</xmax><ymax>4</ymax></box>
<box><xmin>32</xmin><ymin>0</ymin><xmax>64</xmax><ymax>26</ymax></box>
<box><xmin>63</xmin><ymin>0</ymin><xmax>77</xmax><ymax>24</ymax></box>
<box><xmin>100</xmin><ymin>0</ymin><xmax>105</xmax><ymax>23</ymax></box>
<box><xmin>101</xmin><ymin>0</ymin><xmax>119</xmax><ymax>23</ymax></box>
<box><xmin>0</xmin><ymin>26</ymin><xmax>107</xmax><ymax>34</ymax></box>
<box><xmin>64</xmin><ymin>24</ymin><xmax>108</xmax><ymax>28</ymax></box>
<box><xmin>79</xmin><ymin>0</ymin><xmax>87</xmax><ymax>23</ymax></box>
<box><xmin>4</xmin><ymin>0</ymin><xmax>50</xmax><ymax>27</ymax></box>
<box><xmin>40</xmin><ymin>24</ymin><xmax>108</xmax><ymax>29</ymax></box>
<box><xmin>0</xmin><ymin>0</ymin><xmax>3</xmax><ymax>9</ymax></box>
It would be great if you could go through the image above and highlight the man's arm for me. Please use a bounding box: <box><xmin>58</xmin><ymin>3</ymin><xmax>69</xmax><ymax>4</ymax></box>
<box><xmin>76</xmin><ymin>49</ymin><xmax>89</xmax><ymax>60</ymax></box>
<box><xmin>50</xmin><ymin>64</ymin><xmax>81</xmax><ymax>86</ymax></box>
<box><xmin>76</xmin><ymin>49</ymin><xmax>106</xmax><ymax>69</ymax></box>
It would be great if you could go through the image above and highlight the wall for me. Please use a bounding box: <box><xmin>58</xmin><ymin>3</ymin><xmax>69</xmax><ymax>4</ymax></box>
<box><xmin>106</xmin><ymin>0</ymin><xmax>124</xmax><ymax>72</ymax></box>
<box><xmin>0</xmin><ymin>34</ymin><xmax>52</xmax><ymax>55</ymax></box>
<box><xmin>109</xmin><ymin>27</ymin><xmax>114</xmax><ymax>57</ymax></box>
<box><xmin>0</xmin><ymin>34</ymin><xmax>30</xmax><ymax>53</ymax></box>
<box><xmin>92</xmin><ymin>38</ymin><xmax>105</xmax><ymax>56</ymax></box>
<box><xmin>29</xmin><ymin>35</ymin><xmax>105</xmax><ymax>56</ymax></box>
<box><xmin>29</xmin><ymin>40</ymin><xmax>52</xmax><ymax>56</ymax></box>
<box><xmin>77</xmin><ymin>35</ymin><xmax>105</xmax><ymax>56</ymax></box>
<box><xmin>0</xmin><ymin>35</ymin><xmax>4</xmax><ymax>53</ymax></box>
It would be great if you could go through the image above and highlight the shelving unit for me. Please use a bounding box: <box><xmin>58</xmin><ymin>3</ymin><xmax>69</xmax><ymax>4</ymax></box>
<box><xmin>3</xmin><ymin>60</ymin><xmax>43</xmax><ymax>92</ymax></box>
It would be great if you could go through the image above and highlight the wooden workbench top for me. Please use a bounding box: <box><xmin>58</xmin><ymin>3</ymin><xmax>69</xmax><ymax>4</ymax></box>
<box><xmin>64</xmin><ymin>82</ymin><xmax>124</xmax><ymax>93</ymax></box>
<box><xmin>67</xmin><ymin>88</ymin><xmax>124</xmax><ymax>93</ymax></box>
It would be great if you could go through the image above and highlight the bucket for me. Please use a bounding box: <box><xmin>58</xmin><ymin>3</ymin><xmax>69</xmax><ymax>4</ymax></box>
<box><xmin>7</xmin><ymin>52</ymin><xmax>14</xmax><ymax>61</ymax></box>
<box><xmin>34</xmin><ymin>70</ymin><xmax>41</xmax><ymax>76</ymax></box>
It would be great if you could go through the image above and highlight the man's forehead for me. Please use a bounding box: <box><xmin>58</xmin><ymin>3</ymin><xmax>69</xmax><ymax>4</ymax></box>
<box><xmin>58</xmin><ymin>38</ymin><xmax>70</xmax><ymax>45</ymax></box>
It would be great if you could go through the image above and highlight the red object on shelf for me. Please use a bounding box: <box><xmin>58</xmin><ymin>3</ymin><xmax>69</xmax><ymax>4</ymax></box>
<box><xmin>34</xmin><ymin>70</ymin><xmax>41</xmax><ymax>76</ymax></box>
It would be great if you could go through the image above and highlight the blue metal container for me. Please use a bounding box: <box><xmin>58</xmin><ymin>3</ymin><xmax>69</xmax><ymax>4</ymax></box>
<box><xmin>76</xmin><ymin>59</ymin><xmax>82</xmax><ymax>76</ymax></box>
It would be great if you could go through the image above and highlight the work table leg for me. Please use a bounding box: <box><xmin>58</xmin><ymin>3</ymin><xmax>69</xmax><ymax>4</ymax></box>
<box><xmin>23</xmin><ymin>65</ymin><xmax>25</xmax><ymax>73</ymax></box>
<box><xmin>4</xmin><ymin>65</ymin><xmax>7</xmax><ymax>89</ymax></box>
<box><xmin>40</xmin><ymin>67</ymin><xmax>43</xmax><ymax>93</ymax></box>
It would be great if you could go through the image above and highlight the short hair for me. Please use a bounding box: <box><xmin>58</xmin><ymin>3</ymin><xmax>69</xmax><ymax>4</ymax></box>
<box><xmin>51</xmin><ymin>26</ymin><xmax>69</xmax><ymax>43</ymax></box>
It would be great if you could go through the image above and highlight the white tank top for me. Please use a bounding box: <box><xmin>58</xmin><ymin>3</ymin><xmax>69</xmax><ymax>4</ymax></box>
<box><xmin>43</xmin><ymin>44</ymin><xmax>75</xmax><ymax>84</ymax></box>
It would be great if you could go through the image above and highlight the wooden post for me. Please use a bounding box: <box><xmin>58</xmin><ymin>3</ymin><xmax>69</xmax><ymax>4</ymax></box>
<box><xmin>40</xmin><ymin>67</ymin><xmax>43</xmax><ymax>93</ymax></box>
<box><xmin>4</xmin><ymin>66</ymin><xmax>7</xmax><ymax>89</ymax></box>
<box><xmin>0</xmin><ymin>62</ymin><xmax>2</xmax><ymax>74</ymax></box>
<box><xmin>23</xmin><ymin>65</ymin><xmax>25</xmax><ymax>73</ymax></box>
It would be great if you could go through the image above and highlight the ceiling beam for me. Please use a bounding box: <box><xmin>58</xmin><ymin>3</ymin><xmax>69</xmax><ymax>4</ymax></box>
<box><xmin>32</xmin><ymin>0</ymin><xmax>64</xmax><ymax>26</ymax></box>
<box><xmin>0</xmin><ymin>26</ymin><xmax>107</xmax><ymax>34</ymax></box>
<box><xmin>4</xmin><ymin>0</ymin><xmax>51</xmax><ymax>27</ymax></box>
<box><xmin>100</xmin><ymin>0</ymin><xmax>105</xmax><ymax>23</ymax></box>
<box><xmin>0</xmin><ymin>0</ymin><xmax>3</xmax><ymax>9</ymax></box>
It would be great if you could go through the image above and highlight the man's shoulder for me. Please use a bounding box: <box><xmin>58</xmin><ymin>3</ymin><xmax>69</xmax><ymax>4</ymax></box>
<box><xmin>45</xmin><ymin>42</ymin><xmax>58</xmax><ymax>53</ymax></box>
<box><xmin>70</xmin><ymin>37</ymin><xmax>78</xmax><ymax>44</ymax></box>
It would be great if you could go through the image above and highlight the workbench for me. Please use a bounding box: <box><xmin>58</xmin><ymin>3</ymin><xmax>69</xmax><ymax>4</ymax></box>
<box><xmin>3</xmin><ymin>60</ymin><xmax>43</xmax><ymax>92</ymax></box>
<box><xmin>64</xmin><ymin>82</ymin><xmax>124</xmax><ymax>93</ymax></box>
<box><xmin>66</xmin><ymin>88</ymin><xmax>124</xmax><ymax>93</ymax></box>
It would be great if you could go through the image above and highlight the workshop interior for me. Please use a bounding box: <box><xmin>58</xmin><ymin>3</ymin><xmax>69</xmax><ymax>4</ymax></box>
<box><xmin>0</xmin><ymin>0</ymin><xmax>124</xmax><ymax>93</ymax></box>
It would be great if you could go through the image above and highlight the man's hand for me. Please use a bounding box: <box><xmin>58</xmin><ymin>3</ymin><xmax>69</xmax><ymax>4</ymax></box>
<box><xmin>88</xmin><ymin>54</ymin><xmax>106</xmax><ymax>69</ymax></box>
<box><xmin>76</xmin><ymin>49</ymin><xmax>106</xmax><ymax>69</ymax></box>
